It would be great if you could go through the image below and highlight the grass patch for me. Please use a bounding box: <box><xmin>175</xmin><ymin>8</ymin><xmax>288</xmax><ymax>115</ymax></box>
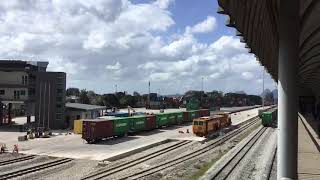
<box><xmin>188</xmin><ymin>151</ymin><xmax>227</xmax><ymax>180</ymax></box>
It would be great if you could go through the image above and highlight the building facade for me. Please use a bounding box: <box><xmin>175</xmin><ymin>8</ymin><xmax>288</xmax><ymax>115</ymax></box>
<box><xmin>35</xmin><ymin>72</ymin><xmax>66</xmax><ymax>129</ymax></box>
<box><xmin>65</xmin><ymin>103</ymin><xmax>105</xmax><ymax>128</ymax></box>
<box><xmin>0</xmin><ymin>60</ymin><xmax>66</xmax><ymax>129</ymax></box>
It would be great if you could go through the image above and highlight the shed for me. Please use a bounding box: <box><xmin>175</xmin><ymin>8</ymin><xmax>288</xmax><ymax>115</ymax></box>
<box><xmin>65</xmin><ymin>103</ymin><xmax>106</xmax><ymax>127</ymax></box>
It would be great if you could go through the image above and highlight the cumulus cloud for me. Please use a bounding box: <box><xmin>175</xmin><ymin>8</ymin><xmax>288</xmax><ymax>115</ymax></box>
<box><xmin>0</xmin><ymin>0</ymin><xmax>274</xmax><ymax>94</ymax></box>
<box><xmin>106</xmin><ymin>62</ymin><xmax>122</xmax><ymax>70</ymax></box>
<box><xmin>189</xmin><ymin>16</ymin><xmax>217</xmax><ymax>34</ymax></box>
<box><xmin>153</xmin><ymin>0</ymin><xmax>175</xmax><ymax>9</ymax></box>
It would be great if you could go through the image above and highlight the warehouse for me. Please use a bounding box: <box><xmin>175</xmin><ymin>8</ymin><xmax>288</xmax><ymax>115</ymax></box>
<box><xmin>65</xmin><ymin>103</ymin><xmax>105</xmax><ymax>127</ymax></box>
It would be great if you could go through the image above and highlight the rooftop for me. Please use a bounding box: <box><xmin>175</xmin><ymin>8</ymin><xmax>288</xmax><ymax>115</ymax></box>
<box><xmin>65</xmin><ymin>103</ymin><xmax>106</xmax><ymax>111</ymax></box>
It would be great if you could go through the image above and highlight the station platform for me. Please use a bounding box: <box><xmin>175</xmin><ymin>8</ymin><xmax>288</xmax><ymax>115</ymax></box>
<box><xmin>298</xmin><ymin>114</ymin><xmax>320</xmax><ymax>179</ymax></box>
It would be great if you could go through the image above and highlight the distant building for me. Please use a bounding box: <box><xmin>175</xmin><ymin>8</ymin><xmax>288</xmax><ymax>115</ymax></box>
<box><xmin>65</xmin><ymin>103</ymin><xmax>105</xmax><ymax>127</ymax></box>
<box><xmin>0</xmin><ymin>60</ymin><xmax>66</xmax><ymax>129</ymax></box>
<box><xmin>66</xmin><ymin>95</ymin><xmax>80</xmax><ymax>103</ymax></box>
<box><xmin>35</xmin><ymin>72</ymin><xmax>66</xmax><ymax>129</ymax></box>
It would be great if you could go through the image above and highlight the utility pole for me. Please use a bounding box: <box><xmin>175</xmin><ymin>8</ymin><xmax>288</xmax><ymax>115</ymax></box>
<box><xmin>148</xmin><ymin>81</ymin><xmax>150</xmax><ymax>109</ymax></box>
<box><xmin>201</xmin><ymin>77</ymin><xmax>204</xmax><ymax>92</ymax></box>
<box><xmin>115</xmin><ymin>84</ymin><xmax>117</xmax><ymax>94</ymax></box>
<box><xmin>262</xmin><ymin>68</ymin><xmax>265</xmax><ymax>108</ymax></box>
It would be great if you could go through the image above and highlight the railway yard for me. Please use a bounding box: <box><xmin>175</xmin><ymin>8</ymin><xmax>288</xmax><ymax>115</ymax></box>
<box><xmin>0</xmin><ymin>106</ymin><xmax>280</xmax><ymax>180</ymax></box>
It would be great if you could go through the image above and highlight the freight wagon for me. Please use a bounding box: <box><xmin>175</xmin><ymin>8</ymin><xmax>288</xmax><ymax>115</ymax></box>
<box><xmin>183</xmin><ymin>110</ymin><xmax>199</xmax><ymax>122</ymax></box>
<box><xmin>82</xmin><ymin>109</ymin><xmax>212</xmax><ymax>143</ymax></box>
<box><xmin>155</xmin><ymin>113</ymin><xmax>170</xmax><ymax>128</ymax></box>
<box><xmin>129</xmin><ymin>116</ymin><xmax>146</xmax><ymax>133</ymax></box>
<box><xmin>261</xmin><ymin>108</ymin><xmax>278</xmax><ymax>127</ymax></box>
<box><xmin>198</xmin><ymin>109</ymin><xmax>210</xmax><ymax>117</ymax></box>
<box><xmin>145</xmin><ymin>115</ymin><xmax>157</xmax><ymax>130</ymax></box>
<box><xmin>175</xmin><ymin>112</ymin><xmax>184</xmax><ymax>124</ymax></box>
<box><xmin>82</xmin><ymin>119</ymin><xmax>113</xmax><ymax>144</ymax></box>
<box><xmin>112</xmin><ymin>117</ymin><xmax>130</xmax><ymax>136</ymax></box>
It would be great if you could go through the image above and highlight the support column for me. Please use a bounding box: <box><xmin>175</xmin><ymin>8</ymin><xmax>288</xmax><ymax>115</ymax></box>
<box><xmin>277</xmin><ymin>0</ymin><xmax>300</xmax><ymax>179</ymax></box>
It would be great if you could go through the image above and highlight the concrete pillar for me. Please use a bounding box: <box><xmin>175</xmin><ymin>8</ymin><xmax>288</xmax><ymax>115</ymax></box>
<box><xmin>277</xmin><ymin>0</ymin><xmax>300</xmax><ymax>179</ymax></box>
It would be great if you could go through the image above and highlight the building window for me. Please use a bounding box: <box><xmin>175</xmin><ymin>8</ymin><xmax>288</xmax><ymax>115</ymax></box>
<box><xmin>14</xmin><ymin>90</ymin><xmax>20</xmax><ymax>100</ymax></box>
<box><xmin>56</xmin><ymin>104</ymin><xmax>62</xmax><ymax>108</ymax></box>
<box><xmin>22</xmin><ymin>76</ymin><xmax>28</xmax><ymax>85</ymax></box>
<box><xmin>56</xmin><ymin>97</ymin><xmax>63</xmax><ymax>102</ymax></box>
<box><xmin>56</xmin><ymin>113</ymin><xmax>62</xmax><ymax>120</ymax></box>
<box><xmin>20</xmin><ymin>90</ymin><xmax>26</xmax><ymax>96</ymax></box>
<box><xmin>0</xmin><ymin>90</ymin><xmax>4</xmax><ymax>95</ymax></box>
<box><xmin>28</xmin><ymin>89</ymin><xmax>35</xmax><ymax>96</ymax></box>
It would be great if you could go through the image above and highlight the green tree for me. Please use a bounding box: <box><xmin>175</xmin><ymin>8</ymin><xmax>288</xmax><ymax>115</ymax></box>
<box><xmin>79</xmin><ymin>89</ymin><xmax>90</xmax><ymax>104</ymax></box>
<box><xmin>66</xmin><ymin>88</ymin><xmax>80</xmax><ymax>96</ymax></box>
<box><xmin>95</xmin><ymin>95</ymin><xmax>105</xmax><ymax>106</ymax></box>
<box><xmin>103</xmin><ymin>94</ymin><xmax>120</xmax><ymax>108</ymax></box>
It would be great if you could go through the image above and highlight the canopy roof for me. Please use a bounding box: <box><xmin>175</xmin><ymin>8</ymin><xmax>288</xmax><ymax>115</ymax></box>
<box><xmin>217</xmin><ymin>0</ymin><xmax>320</xmax><ymax>96</ymax></box>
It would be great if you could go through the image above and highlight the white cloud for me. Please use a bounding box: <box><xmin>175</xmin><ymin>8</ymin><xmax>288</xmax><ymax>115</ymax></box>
<box><xmin>106</xmin><ymin>62</ymin><xmax>122</xmax><ymax>70</ymax></box>
<box><xmin>153</xmin><ymin>0</ymin><xmax>175</xmax><ymax>9</ymax></box>
<box><xmin>189</xmin><ymin>16</ymin><xmax>217</xmax><ymax>34</ymax></box>
<box><xmin>0</xmin><ymin>0</ymin><xmax>274</xmax><ymax>95</ymax></box>
<box><xmin>241</xmin><ymin>72</ymin><xmax>254</xmax><ymax>80</ymax></box>
<box><xmin>150</xmin><ymin>72</ymin><xmax>171</xmax><ymax>82</ymax></box>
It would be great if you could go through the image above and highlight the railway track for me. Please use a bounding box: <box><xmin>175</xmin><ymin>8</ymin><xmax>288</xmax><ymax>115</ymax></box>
<box><xmin>266</xmin><ymin>147</ymin><xmax>277</xmax><ymax>180</ymax></box>
<box><xmin>0</xmin><ymin>158</ymin><xmax>72</xmax><ymax>180</ymax></box>
<box><xmin>210</xmin><ymin>126</ymin><xmax>267</xmax><ymax>180</ymax></box>
<box><xmin>82</xmin><ymin>140</ymin><xmax>193</xmax><ymax>180</ymax></box>
<box><xmin>0</xmin><ymin>155</ymin><xmax>36</xmax><ymax>167</ymax></box>
<box><xmin>119</xmin><ymin>117</ymin><xmax>262</xmax><ymax>180</ymax></box>
<box><xmin>85</xmin><ymin>116</ymin><xmax>261</xmax><ymax>180</ymax></box>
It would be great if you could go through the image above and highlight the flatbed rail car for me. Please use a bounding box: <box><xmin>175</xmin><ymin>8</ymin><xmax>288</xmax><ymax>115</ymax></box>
<box><xmin>261</xmin><ymin>108</ymin><xmax>278</xmax><ymax>127</ymax></box>
<box><xmin>192</xmin><ymin>113</ymin><xmax>230</xmax><ymax>137</ymax></box>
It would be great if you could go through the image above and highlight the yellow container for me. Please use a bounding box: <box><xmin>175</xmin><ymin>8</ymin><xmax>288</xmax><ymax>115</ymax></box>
<box><xmin>73</xmin><ymin>120</ymin><xmax>83</xmax><ymax>134</ymax></box>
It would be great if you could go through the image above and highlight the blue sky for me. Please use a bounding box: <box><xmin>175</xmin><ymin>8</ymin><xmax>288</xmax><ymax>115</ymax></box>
<box><xmin>0</xmin><ymin>0</ymin><xmax>275</xmax><ymax>95</ymax></box>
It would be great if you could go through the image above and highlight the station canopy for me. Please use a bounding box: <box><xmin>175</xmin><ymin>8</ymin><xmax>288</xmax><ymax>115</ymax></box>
<box><xmin>217</xmin><ymin>0</ymin><xmax>320</xmax><ymax>96</ymax></box>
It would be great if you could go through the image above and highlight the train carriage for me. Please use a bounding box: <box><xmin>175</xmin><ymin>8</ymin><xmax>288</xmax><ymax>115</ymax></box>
<box><xmin>261</xmin><ymin>109</ymin><xmax>278</xmax><ymax>127</ymax></box>
<box><xmin>112</xmin><ymin>118</ymin><xmax>130</xmax><ymax>136</ymax></box>
<box><xmin>167</xmin><ymin>113</ymin><xmax>177</xmax><ymax>125</ymax></box>
<box><xmin>156</xmin><ymin>113</ymin><xmax>170</xmax><ymax>128</ymax></box>
<box><xmin>82</xmin><ymin>119</ymin><xmax>113</xmax><ymax>144</ymax></box>
<box><xmin>145</xmin><ymin>115</ymin><xmax>157</xmax><ymax>130</ymax></box>
<box><xmin>175</xmin><ymin>112</ymin><xmax>184</xmax><ymax>124</ymax></box>
<box><xmin>129</xmin><ymin>116</ymin><xmax>146</xmax><ymax>133</ymax></box>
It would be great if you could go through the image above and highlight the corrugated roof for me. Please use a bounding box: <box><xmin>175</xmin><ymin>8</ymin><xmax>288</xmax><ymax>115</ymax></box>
<box><xmin>217</xmin><ymin>0</ymin><xmax>320</xmax><ymax>95</ymax></box>
<box><xmin>65</xmin><ymin>103</ymin><xmax>106</xmax><ymax>111</ymax></box>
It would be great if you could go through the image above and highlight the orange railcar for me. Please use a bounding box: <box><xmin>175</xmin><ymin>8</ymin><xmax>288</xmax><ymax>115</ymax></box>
<box><xmin>215</xmin><ymin>112</ymin><xmax>232</xmax><ymax>128</ymax></box>
<box><xmin>192</xmin><ymin>113</ymin><xmax>231</xmax><ymax>137</ymax></box>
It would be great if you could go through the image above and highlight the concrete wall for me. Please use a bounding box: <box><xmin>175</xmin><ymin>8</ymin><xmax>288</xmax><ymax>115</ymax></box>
<box><xmin>66</xmin><ymin>109</ymin><xmax>101</xmax><ymax>128</ymax></box>
<box><xmin>35</xmin><ymin>72</ymin><xmax>66</xmax><ymax>129</ymax></box>
<box><xmin>0</xmin><ymin>71</ymin><xmax>28</xmax><ymax>85</ymax></box>
<box><xmin>0</xmin><ymin>87</ymin><xmax>29</xmax><ymax>101</ymax></box>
